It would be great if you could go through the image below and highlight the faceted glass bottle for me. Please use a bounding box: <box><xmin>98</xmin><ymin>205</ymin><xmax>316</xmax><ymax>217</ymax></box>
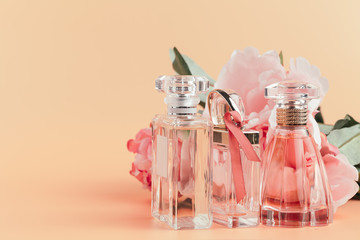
<box><xmin>208</xmin><ymin>89</ymin><xmax>261</xmax><ymax>228</ymax></box>
<box><xmin>261</xmin><ymin>81</ymin><xmax>333</xmax><ymax>227</ymax></box>
<box><xmin>151</xmin><ymin>75</ymin><xmax>213</xmax><ymax>230</ymax></box>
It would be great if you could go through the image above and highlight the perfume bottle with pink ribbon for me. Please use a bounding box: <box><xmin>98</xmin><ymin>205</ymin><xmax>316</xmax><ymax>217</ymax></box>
<box><xmin>261</xmin><ymin>80</ymin><xmax>333</xmax><ymax>227</ymax></box>
<box><xmin>208</xmin><ymin>89</ymin><xmax>261</xmax><ymax>228</ymax></box>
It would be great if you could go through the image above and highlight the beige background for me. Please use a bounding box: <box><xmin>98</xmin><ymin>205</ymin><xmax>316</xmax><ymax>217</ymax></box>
<box><xmin>0</xmin><ymin>0</ymin><xmax>360</xmax><ymax>239</ymax></box>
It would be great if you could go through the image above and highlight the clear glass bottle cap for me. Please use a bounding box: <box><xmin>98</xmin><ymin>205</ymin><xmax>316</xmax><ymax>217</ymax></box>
<box><xmin>156</xmin><ymin>75</ymin><xmax>209</xmax><ymax>94</ymax></box>
<box><xmin>265</xmin><ymin>80</ymin><xmax>319</xmax><ymax>100</ymax></box>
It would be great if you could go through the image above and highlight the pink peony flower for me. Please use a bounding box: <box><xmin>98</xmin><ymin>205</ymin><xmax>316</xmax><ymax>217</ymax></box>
<box><xmin>320</xmin><ymin>132</ymin><xmax>359</xmax><ymax>210</ymax></box>
<box><xmin>127</xmin><ymin>128</ymin><xmax>152</xmax><ymax>190</ymax></box>
<box><xmin>214</xmin><ymin>47</ymin><xmax>286</xmax><ymax>152</ymax></box>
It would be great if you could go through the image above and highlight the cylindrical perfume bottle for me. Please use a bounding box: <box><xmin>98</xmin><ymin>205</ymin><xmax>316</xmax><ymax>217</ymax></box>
<box><xmin>261</xmin><ymin>80</ymin><xmax>333</xmax><ymax>227</ymax></box>
<box><xmin>151</xmin><ymin>75</ymin><xmax>213</xmax><ymax>230</ymax></box>
<box><xmin>208</xmin><ymin>89</ymin><xmax>261</xmax><ymax>228</ymax></box>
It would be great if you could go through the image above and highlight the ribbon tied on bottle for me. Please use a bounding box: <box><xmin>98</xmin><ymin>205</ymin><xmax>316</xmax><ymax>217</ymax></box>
<box><xmin>223</xmin><ymin>111</ymin><xmax>261</xmax><ymax>202</ymax></box>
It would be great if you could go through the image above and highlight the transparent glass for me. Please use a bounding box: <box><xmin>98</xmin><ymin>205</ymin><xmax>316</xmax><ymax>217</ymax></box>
<box><xmin>261</xmin><ymin>126</ymin><xmax>333</xmax><ymax>227</ymax></box>
<box><xmin>212</xmin><ymin>135</ymin><xmax>261</xmax><ymax>228</ymax></box>
<box><xmin>151</xmin><ymin>114</ymin><xmax>213</xmax><ymax>230</ymax></box>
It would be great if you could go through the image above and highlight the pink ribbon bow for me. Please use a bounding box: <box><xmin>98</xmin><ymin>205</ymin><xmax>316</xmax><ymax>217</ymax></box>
<box><xmin>223</xmin><ymin>111</ymin><xmax>261</xmax><ymax>202</ymax></box>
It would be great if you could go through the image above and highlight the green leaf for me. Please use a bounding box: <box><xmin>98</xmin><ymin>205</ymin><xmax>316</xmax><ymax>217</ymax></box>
<box><xmin>355</xmin><ymin>163</ymin><xmax>360</xmax><ymax>171</ymax></box>
<box><xmin>353</xmin><ymin>184</ymin><xmax>360</xmax><ymax>200</ymax></box>
<box><xmin>332</xmin><ymin>114</ymin><xmax>359</xmax><ymax>130</ymax></box>
<box><xmin>172</xmin><ymin>47</ymin><xmax>191</xmax><ymax>75</ymax></box>
<box><xmin>169</xmin><ymin>48</ymin><xmax>216</xmax><ymax>85</ymax></box>
<box><xmin>279</xmin><ymin>51</ymin><xmax>284</xmax><ymax>66</ymax></box>
<box><xmin>315</xmin><ymin>106</ymin><xmax>324</xmax><ymax>123</ymax></box>
<box><xmin>354</xmin><ymin>164</ymin><xmax>360</xmax><ymax>200</ymax></box>
<box><xmin>353</xmin><ymin>193</ymin><xmax>360</xmax><ymax>200</ymax></box>
<box><xmin>198</xmin><ymin>101</ymin><xmax>206</xmax><ymax>109</ymax></box>
<box><xmin>318</xmin><ymin>123</ymin><xmax>333</xmax><ymax>135</ymax></box>
<box><xmin>327</xmin><ymin>124</ymin><xmax>360</xmax><ymax>165</ymax></box>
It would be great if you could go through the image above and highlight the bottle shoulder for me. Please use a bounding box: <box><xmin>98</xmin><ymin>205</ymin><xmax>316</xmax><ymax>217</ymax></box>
<box><xmin>152</xmin><ymin>114</ymin><xmax>212</xmax><ymax>129</ymax></box>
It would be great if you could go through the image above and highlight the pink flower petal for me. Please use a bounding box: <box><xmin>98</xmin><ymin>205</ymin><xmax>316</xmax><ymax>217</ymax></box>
<box><xmin>129</xmin><ymin>163</ymin><xmax>151</xmax><ymax>190</ymax></box>
<box><xmin>137</xmin><ymin>138</ymin><xmax>151</xmax><ymax>155</ymax></box>
<box><xmin>128</xmin><ymin>127</ymin><xmax>153</xmax><ymax>190</ymax></box>
<box><xmin>320</xmin><ymin>132</ymin><xmax>340</xmax><ymax>156</ymax></box>
<box><xmin>323</xmin><ymin>154</ymin><xmax>359</xmax><ymax>209</ymax></box>
<box><xmin>127</xmin><ymin>139</ymin><xmax>140</xmax><ymax>153</ymax></box>
<box><xmin>134</xmin><ymin>154</ymin><xmax>152</xmax><ymax>171</ymax></box>
<box><xmin>135</xmin><ymin>128</ymin><xmax>152</xmax><ymax>141</ymax></box>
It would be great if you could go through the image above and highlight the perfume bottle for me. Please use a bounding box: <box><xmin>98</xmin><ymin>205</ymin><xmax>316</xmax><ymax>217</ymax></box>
<box><xmin>261</xmin><ymin>80</ymin><xmax>333</xmax><ymax>227</ymax></box>
<box><xmin>208</xmin><ymin>89</ymin><xmax>261</xmax><ymax>228</ymax></box>
<box><xmin>151</xmin><ymin>75</ymin><xmax>213</xmax><ymax>230</ymax></box>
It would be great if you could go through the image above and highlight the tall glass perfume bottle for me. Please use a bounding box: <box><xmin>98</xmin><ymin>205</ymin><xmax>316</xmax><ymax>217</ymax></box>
<box><xmin>261</xmin><ymin>80</ymin><xmax>333</xmax><ymax>227</ymax></box>
<box><xmin>208</xmin><ymin>89</ymin><xmax>261</xmax><ymax>228</ymax></box>
<box><xmin>151</xmin><ymin>75</ymin><xmax>213</xmax><ymax>230</ymax></box>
